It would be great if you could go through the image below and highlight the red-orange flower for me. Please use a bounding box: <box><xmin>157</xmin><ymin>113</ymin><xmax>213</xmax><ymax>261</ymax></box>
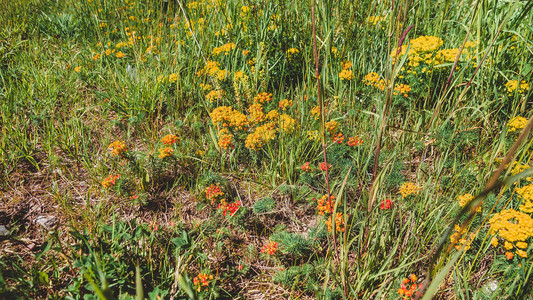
<box><xmin>332</xmin><ymin>132</ymin><xmax>344</xmax><ymax>144</ymax></box>
<box><xmin>319</xmin><ymin>162</ymin><xmax>331</xmax><ymax>171</ymax></box>
<box><xmin>193</xmin><ymin>273</ymin><xmax>213</xmax><ymax>292</ymax></box>
<box><xmin>102</xmin><ymin>174</ymin><xmax>120</xmax><ymax>188</ymax></box>
<box><xmin>161</xmin><ymin>134</ymin><xmax>179</xmax><ymax>145</ymax></box>
<box><xmin>218</xmin><ymin>200</ymin><xmax>241</xmax><ymax>216</ymax></box>
<box><xmin>380</xmin><ymin>199</ymin><xmax>392</xmax><ymax>210</ymax></box>
<box><xmin>205</xmin><ymin>184</ymin><xmax>224</xmax><ymax>203</ymax></box>
<box><xmin>347</xmin><ymin>136</ymin><xmax>364</xmax><ymax>146</ymax></box>
<box><xmin>260</xmin><ymin>241</ymin><xmax>278</xmax><ymax>255</ymax></box>
<box><xmin>301</xmin><ymin>162</ymin><xmax>311</xmax><ymax>172</ymax></box>
<box><xmin>398</xmin><ymin>274</ymin><xmax>422</xmax><ymax>299</ymax></box>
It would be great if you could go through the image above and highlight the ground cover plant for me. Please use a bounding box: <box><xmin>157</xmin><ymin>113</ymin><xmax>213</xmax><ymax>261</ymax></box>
<box><xmin>1</xmin><ymin>0</ymin><xmax>532</xmax><ymax>299</ymax></box>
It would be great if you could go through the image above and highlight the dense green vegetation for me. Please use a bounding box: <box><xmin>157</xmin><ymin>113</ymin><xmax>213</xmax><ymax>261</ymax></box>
<box><xmin>1</xmin><ymin>0</ymin><xmax>532</xmax><ymax>299</ymax></box>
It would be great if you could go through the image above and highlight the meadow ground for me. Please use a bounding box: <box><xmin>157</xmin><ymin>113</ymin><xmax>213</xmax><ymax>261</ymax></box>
<box><xmin>1</xmin><ymin>0</ymin><xmax>532</xmax><ymax>299</ymax></box>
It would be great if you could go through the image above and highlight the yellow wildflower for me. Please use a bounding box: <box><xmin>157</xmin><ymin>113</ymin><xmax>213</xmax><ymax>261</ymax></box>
<box><xmin>399</xmin><ymin>182</ymin><xmax>421</xmax><ymax>198</ymax></box>
<box><xmin>158</xmin><ymin>147</ymin><xmax>174</xmax><ymax>159</ymax></box>
<box><xmin>339</xmin><ymin>70</ymin><xmax>354</xmax><ymax>81</ymax></box>
<box><xmin>279</xmin><ymin>114</ymin><xmax>297</xmax><ymax>133</ymax></box>
<box><xmin>507</xmin><ymin>116</ymin><xmax>528</xmax><ymax>133</ymax></box>
<box><xmin>108</xmin><ymin>140</ymin><xmax>127</xmax><ymax>157</ymax></box>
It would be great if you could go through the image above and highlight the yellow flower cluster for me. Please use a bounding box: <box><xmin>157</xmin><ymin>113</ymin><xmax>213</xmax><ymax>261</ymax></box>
<box><xmin>278</xmin><ymin>99</ymin><xmax>293</xmax><ymax>110</ymax></box>
<box><xmin>325</xmin><ymin>120</ymin><xmax>339</xmax><ymax>134</ymax></box>
<box><xmin>393</xmin><ymin>84</ymin><xmax>411</xmax><ymax>97</ymax></box>
<box><xmin>489</xmin><ymin>209</ymin><xmax>533</xmax><ymax>258</ymax></box>
<box><xmin>311</xmin><ymin>106</ymin><xmax>321</xmax><ymax>120</ymax></box>
<box><xmin>387</xmin><ymin>36</ymin><xmax>478</xmax><ymax>81</ymax></box>
<box><xmin>212</xmin><ymin>43</ymin><xmax>236</xmax><ymax>55</ymax></box>
<box><xmin>366</xmin><ymin>16</ymin><xmax>385</xmax><ymax>25</ymax></box>
<box><xmin>206</xmin><ymin>90</ymin><xmax>225</xmax><ymax>102</ymax></box>
<box><xmin>507</xmin><ymin>116</ymin><xmax>528</xmax><ymax>133</ymax></box>
<box><xmin>286</xmin><ymin>48</ymin><xmax>299</xmax><ymax>55</ymax></box>
<box><xmin>457</xmin><ymin>193</ymin><xmax>481</xmax><ymax>212</ymax></box>
<box><xmin>210</xmin><ymin>100</ymin><xmax>298</xmax><ymax>151</ymax></box>
<box><xmin>157</xmin><ymin>73</ymin><xmax>179</xmax><ymax>83</ymax></box>
<box><xmin>363</xmin><ymin>72</ymin><xmax>386</xmax><ymax>91</ymax></box>
<box><xmin>109</xmin><ymin>140</ymin><xmax>127</xmax><ymax>157</ymax></box>
<box><xmin>158</xmin><ymin>147</ymin><xmax>174</xmax><ymax>159</ymax></box>
<box><xmin>391</xmin><ymin>36</ymin><xmax>443</xmax><ymax>63</ymax></box>
<box><xmin>489</xmin><ymin>209</ymin><xmax>533</xmax><ymax>242</ymax></box>
<box><xmin>450</xmin><ymin>225</ymin><xmax>475</xmax><ymax>251</ymax></box>
<box><xmin>200</xmin><ymin>83</ymin><xmax>212</xmax><ymax>91</ymax></box>
<box><xmin>197</xmin><ymin>60</ymin><xmax>226</xmax><ymax>80</ymax></box>
<box><xmin>248</xmin><ymin>103</ymin><xmax>265</xmax><ymax>124</ymax></box>
<box><xmin>279</xmin><ymin>114</ymin><xmax>297</xmax><ymax>133</ymax></box>
<box><xmin>339</xmin><ymin>70</ymin><xmax>354</xmax><ymax>81</ymax></box>
<box><xmin>307</xmin><ymin>130</ymin><xmax>319</xmax><ymax>141</ymax></box>
<box><xmin>339</xmin><ymin>61</ymin><xmax>354</xmax><ymax>80</ymax></box>
<box><xmin>266</xmin><ymin>110</ymin><xmax>279</xmax><ymax>121</ymax></box>
<box><xmin>245</xmin><ymin>122</ymin><xmax>277</xmax><ymax>150</ymax></box>
<box><xmin>511</xmin><ymin>163</ymin><xmax>531</xmax><ymax>177</ymax></box>
<box><xmin>399</xmin><ymin>182</ymin><xmax>421</xmax><ymax>198</ymax></box>
<box><xmin>505</xmin><ymin>80</ymin><xmax>529</xmax><ymax>95</ymax></box>
<box><xmin>210</xmin><ymin>106</ymin><xmax>248</xmax><ymax>129</ymax></box>
<box><xmin>516</xmin><ymin>184</ymin><xmax>533</xmax><ymax>213</ymax></box>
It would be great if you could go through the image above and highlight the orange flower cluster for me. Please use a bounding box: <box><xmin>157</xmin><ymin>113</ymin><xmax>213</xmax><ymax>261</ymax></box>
<box><xmin>260</xmin><ymin>241</ymin><xmax>278</xmax><ymax>255</ymax></box>
<box><xmin>109</xmin><ymin>140</ymin><xmax>127</xmax><ymax>157</ymax></box>
<box><xmin>248</xmin><ymin>103</ymin><xmax>265</xmax><ymax>124</ymax></box>
<box><xmin>102</xmin><ymin>174</ymin><xmax>120</xmax><ymax>189</ymax></box>
<box><xmin>254</xmin><ymin>92</ymin><xmax>273</xmax><ymax>103</ymax></box>
<box><xmin>398</xmin><ymin>274</ymin><xmax>422</xmax><ymax>299</ymax></box>
<box><xmin>347</xmin><ymin>136</ymin><xmax>364</xmax><ymax>146</ymax></box>
<box><xmin>205</xmin><ymin>184</ymin><xmax>224</xmax><ymax>203</ymax></box>
<box><xmin>217</xmin><ymin>128</ymin><xmax>234</xmax><ymax>150</ymax></box>
<box><xmin>393</xmin><ymin>84</ymin><xmax>412</xmax><ymax>97</ymax></box>
<box><xmin>325</xmin><ymin>213</ymin><xmax>345</xmax><ymax>233</ymax></box>
<box><xmin>316</xmin><ymin>195</ymin><xmax>337</xmax><ymax>215</ymax></box>
<box><xmin>325</xmin><ymin>120</ymin><xmax>339</xmax><ymax>134</ymax></box>
<box><xmin>193</xmin><ymin>273</ymin><xmax>213</xmax><ymax>292</ymax></box>
<box><xmin>278</xmin><ymin>98</ymin><xmax>293</xmax><ymax>110</ymax></box>
<box><xmin>161</xmin><ymin>134</ymin><xmax>179</xmax><ymax>145</ymax></box>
